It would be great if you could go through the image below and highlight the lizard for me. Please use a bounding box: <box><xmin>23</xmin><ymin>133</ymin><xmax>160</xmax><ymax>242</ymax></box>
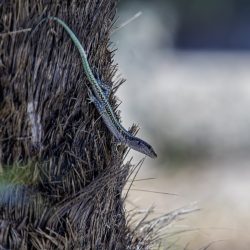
<box><xmin>32</xmin><ymin>17</ymin><xmax>157</xmax><ymax>158</ymax></box>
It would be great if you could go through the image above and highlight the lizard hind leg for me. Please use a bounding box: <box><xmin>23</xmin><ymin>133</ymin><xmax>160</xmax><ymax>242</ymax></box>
<box><xmin>99</xmin><ymin>81</ymin><xmax>111</xmax><ymax>98</ymax></box>
<box><xmin>87</xmin><ymin>88</ymin><xmax>106</xmax><ymax>115</ymax></box>
<box><xmin>93</xmin><ymin>66</ymin><xmax>111</xmax><ymax>98</ymax></box>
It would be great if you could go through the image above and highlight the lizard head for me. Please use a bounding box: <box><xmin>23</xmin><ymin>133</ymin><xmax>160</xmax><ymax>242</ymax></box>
<box><xmin>127</xmin><ymin>137</ymin><xmax>157</xmax><ymax>158</ymax></box>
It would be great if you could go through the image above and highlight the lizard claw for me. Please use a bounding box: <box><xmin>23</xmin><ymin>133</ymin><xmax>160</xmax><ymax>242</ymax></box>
<box><xmin>87</xmin><ymin>88</ymin><xmax>95</xmax><ymax>104</ymax></box>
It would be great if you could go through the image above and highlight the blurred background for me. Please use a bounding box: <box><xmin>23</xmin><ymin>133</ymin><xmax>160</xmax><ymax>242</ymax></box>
<box><xmin>113</xmin><ymin>1</ymin><xmax>250</xmax><ymax>249</ymax></box>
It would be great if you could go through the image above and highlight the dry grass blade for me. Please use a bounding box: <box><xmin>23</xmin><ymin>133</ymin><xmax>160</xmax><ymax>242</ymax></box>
<box><xmin>0</xmin><ymin>28</ymin><xmax>31</xmax><ymax>36</ymax></box>
<box><xmin>126</xmin><ymin>203</ymin><xmax>199</xmax><ymax>249</ymax></box>
<box><xmin>127</xmin><ymin>188</ymin><xmax>178</xmax><ymax>196</ymax></box>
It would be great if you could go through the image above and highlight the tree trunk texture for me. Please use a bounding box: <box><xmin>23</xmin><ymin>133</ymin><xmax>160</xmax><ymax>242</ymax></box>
<box><xmin>0</xmin><ymin>1</ymin><xmax>136</xmax><ymax>249</ymax></box>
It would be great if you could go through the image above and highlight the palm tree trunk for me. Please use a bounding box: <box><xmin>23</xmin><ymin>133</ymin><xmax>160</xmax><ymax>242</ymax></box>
<box><xmin>0</xmin><ymin>1</ymin><xmax>131</xmax><ymax>249</ymax></box>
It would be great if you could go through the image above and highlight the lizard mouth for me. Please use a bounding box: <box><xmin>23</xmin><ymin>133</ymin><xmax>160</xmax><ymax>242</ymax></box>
<box><xmin>149</xmin><ymin>149</ymin><xmax>157</xmax><ymax>158</ymax></box>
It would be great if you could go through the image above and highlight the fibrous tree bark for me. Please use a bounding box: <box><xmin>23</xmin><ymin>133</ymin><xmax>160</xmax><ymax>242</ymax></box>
<box><xmin>0</xmin><ymin>1</ymin><xmax>131</xmax><ymax>249</ymax></box>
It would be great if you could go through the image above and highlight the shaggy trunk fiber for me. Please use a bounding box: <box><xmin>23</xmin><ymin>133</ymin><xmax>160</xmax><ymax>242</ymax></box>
<box><xmin>0</xmin><ymin>1</ymin><xmax>135</xmax><ymax>249</ymax></box>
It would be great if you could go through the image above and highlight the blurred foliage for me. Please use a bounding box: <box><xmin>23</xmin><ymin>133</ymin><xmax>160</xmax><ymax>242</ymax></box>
<box><xmin>119</xmin><ymin>0</ymin><xmax>250</xmax><ymax>17</ymax></box>
<box><xmin>0</xmin><ymin>162</ymin><xmax>38</xmax><ymax>186</ymax></box>
<box><xmin>118</xmin><ymin>0</ymin><xmax>250</xmax><ymax>49</ymax></box>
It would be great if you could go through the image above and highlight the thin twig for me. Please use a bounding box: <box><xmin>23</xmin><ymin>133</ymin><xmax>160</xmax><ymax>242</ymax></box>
<box><xmin>0</xmin><ymin>28</ymin><xmax>31</xmax><ymax>36</ymax></box>
<box><xmin>111</xmin><ymin>11</ymin><xmax>142</xmax><ymax>34</ymax></box>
